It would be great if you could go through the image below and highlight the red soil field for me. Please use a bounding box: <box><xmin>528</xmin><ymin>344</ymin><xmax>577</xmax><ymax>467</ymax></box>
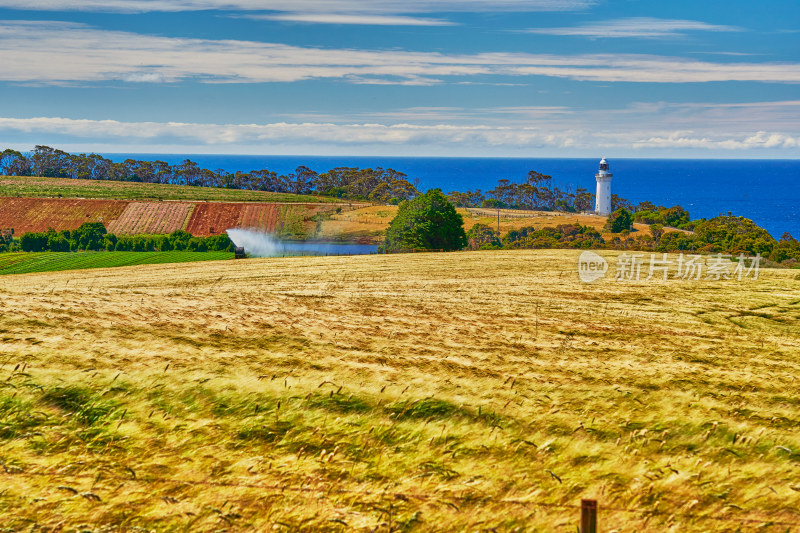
<box><xmin>239</xmin><ymin>204</ymin><xmax>280</xmax><ymax>232</ymax></box>
<box><xmin>0</xmin><ymin>197</ymin><xmax>127</xmax><ymax>234</ymax></box>
<box><xmin>106</xmin><ymin>202</ymin><xmax>193</xmax><ymax>235</ymax></box>
<box><xmin>0</xmin><ymin>197</ymin><xmax>335</xmax><ymax>237</ymax></box>
<box><xmin>185</xmin><ymin>203</ymin><xmax>247</xmax><ymax>236</ymax></box>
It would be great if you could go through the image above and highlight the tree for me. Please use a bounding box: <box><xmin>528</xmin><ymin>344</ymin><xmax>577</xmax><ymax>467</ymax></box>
<box><xmin>383</xmin><ymin>189</ymin><xmax>467</xmax><ymax>252</ymax></box>
<box><xmin>20</xmin><ymin>232</ymin><xmax>49</xmax><ymax>252</ymax></box>
<box><xmin>0</xmin><ymin>149</ymin><xmax>31</xmax><ymax>176</ymax></box>
<box><xmin>649</xmin><ymin>224</ymin><xmax>664</xmax><ymax>242</ymax></box>
<box><xmin>636</xmin><ymin>201</ymin><xmax>657</xmax><ymax>213</ymax></box>
<box><xmin>605</xmin><ymin>208</ymin><xmax>634</xmax><ymax>233</ymax></box>
<box><xmin>31</xmin><ymin>145</ymin><xmax>71</xmax><ymax>178</ymax></box>
<box><xmin>611</xmin><ymin>194</ymin><xmax>633</xmax><ymax>212</ymax></box>
<box><xmin>466</xmin><ymin>223</ymin><xmax>500</xmax><ymax>250</ymax></box>
<box><xmin>573</xmin><ymin>188</ymin><xmax>594</xmax><ymax>212</ymax></box>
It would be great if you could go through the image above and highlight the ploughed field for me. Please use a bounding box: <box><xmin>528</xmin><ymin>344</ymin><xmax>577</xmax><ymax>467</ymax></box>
<box><xmin>0</xmin><ymin>197</ymin><xmax>335</xmax><ymax>237</ymax></box>
<box><xmin>1</xmin><ymin>250</ymin><xmax>799</xmax><ymax>530</ymax></box>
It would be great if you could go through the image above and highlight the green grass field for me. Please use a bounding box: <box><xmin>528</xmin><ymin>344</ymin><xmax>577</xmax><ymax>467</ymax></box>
<box><xmin>0</xmin><ymin>175</ymin><xmax>344</xmax><ymax>203</ymax></box>
<box><xmin>0</xmin><ymin>251</ymin><xmax>233</xmax><ymax>275</ymax></box>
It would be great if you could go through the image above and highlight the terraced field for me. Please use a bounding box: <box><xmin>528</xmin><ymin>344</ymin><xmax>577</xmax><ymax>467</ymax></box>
<box><xmin>0</xmin><ymin>251</ymin><xmax>233</xmax><ymax>275</ymax></box>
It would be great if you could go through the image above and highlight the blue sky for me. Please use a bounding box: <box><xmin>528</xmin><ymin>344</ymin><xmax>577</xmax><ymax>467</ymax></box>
<box><xmin>0</xmin><ymin>0</ymin><xmax>798</xmax><ymax>157</ymax></box>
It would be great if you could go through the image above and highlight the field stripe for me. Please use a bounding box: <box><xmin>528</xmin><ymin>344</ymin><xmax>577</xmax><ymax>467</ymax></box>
<box><xmin>0</xmin><ymin>251</ymin><xmax>233</xmax><ymax>275</ymax></box>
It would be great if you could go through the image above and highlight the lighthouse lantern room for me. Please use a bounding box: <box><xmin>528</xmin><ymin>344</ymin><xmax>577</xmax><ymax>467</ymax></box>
<box><xmin>595</xmin><ymin>158</ymin><xmax>613</xmax><ymax>216</ymax></box>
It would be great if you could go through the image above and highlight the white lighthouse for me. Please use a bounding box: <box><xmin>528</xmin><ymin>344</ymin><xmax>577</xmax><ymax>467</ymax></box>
<box><xmin>595</xmin><ymin>158</ymin><xmax>613</xmax><ymax>216</ymax></box>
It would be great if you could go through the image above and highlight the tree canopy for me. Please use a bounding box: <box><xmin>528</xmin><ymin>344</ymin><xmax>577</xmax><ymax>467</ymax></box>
<box><xmin>605</xmin><ymin>208</ymin><xmax>634</xmax><ymax>233</ymax></box>
<box><xmin>383</xmin><ymin>189</ymin><xmax>467</xmax><ymax>252</ymax></box>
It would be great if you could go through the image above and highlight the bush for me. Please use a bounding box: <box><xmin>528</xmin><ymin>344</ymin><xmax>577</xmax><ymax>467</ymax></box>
<box><xmin>73</xmin><ymin>222</ymin><xmax>107</xmax><ymax>251</ymax></box>
<box><xmin>605</xmin><ymin>208</ymin><xmax>634</xmax><ymax>233</ymax></box>
<box><xmin>692</xmin><ymin>215</ymin><xmax>776</xmax><ymax>256</ymax></box>
<box><xmin>20</xmin><ymin>232</ymin><xmax>49</xmax><ymax>252</ymax></box>
<box><xmin>635</xmin><ymin>205</ymin><xmax>690</xmax><ymax>228</ymax></box>
<box><xmin>12</xmin><ymin>225</ymin><xmax>234</xmax><ymax>254</ymax></box>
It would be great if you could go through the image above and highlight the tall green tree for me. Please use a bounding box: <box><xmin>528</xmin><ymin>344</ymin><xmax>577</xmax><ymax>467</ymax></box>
<box><xmin>383</xmin><ymin>189</ymin><xmax>467</xmax><ymax>252</ymax></box>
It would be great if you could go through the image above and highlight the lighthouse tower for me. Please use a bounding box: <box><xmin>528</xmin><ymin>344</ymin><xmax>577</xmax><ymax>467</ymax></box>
<box><xmin>595</xmin><ymin>158</ymin><xmax>613</xmax><ymax>216</ymax></box>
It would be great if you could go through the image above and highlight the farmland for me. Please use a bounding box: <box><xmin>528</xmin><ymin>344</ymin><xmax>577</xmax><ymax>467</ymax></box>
<box><xmin>0</xmin><ymin>250</ymin><xmax>798</xmax><ymax>530</ymax></box>
<box><xmin>105</xmin><ymin>202</ymin><xmax>194</xmax><ymax>235</ymax></box>
<box><xmin>0</xmin><ymin>197</ymin><xmax>354</xmax><ymax>239</ymax></box>
<box><xmin>182</xmin><ymin>203</ymin><xmax>329</xmax><ymax>237</ymax></box>
<box><xmin>0</xmin><ymin>197</ymin><xmax>128</xmax><ymax>234</ymax></box>
<box><xmin>0</xmin><ymin>251</ymin><xmax>233</xmax><ymax>275</ymax></box>
<box><xmin>0</xmin><ymin>175</ymin><xmax>341</xmax><ymax>203</ymax></box>
<box><xmin>0</xmin><ymin>175</ymin><xmax>671</xmax><ymax>244</ymax></box>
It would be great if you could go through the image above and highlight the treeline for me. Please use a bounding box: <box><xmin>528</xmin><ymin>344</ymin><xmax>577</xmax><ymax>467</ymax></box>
<box><xmin>446</xmin><ymin>171</ymin><xmax>595</xmax><ymax>212</ymax></box>
<box><xmin>466</xmin><ymin>215</ymin><xmax>800</xmax><ymax>265</ymax></box>
<box><xmin>446</xmin><ymin>170</ymin><xmax>686</xmax><ymax>217</ymax></box>
<box><xmin>445</xmin><ymin>170</ymin><xmax>639</xmax><ymax>213</ymax></box>
<box><xmin>0</xmin><ymin>146</ymin><xmax>419</xmax><ymax>203</ymax></box>
<box><xmin>5</xmin><ymin>146</ymin><xmax>625</xmax><ymax>214</ymax></box>
<box><xmin>8</xmin><ymin>223</ymin><xmax>234</xmax><ymax>253</ymax></box>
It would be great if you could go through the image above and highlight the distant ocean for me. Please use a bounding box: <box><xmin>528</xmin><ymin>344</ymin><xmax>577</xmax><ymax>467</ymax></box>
<box><xmin>110</xmin><ymin>155</ymin><xmax>799</xmax><ymax>238</ymax></box>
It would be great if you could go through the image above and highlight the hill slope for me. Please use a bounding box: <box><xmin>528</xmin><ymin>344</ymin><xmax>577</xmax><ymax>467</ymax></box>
<box><xmin>0</xmin><ymin>196</ymin><xmax>342</xmax><ymax>238</ymax></box>
<box><xmin>0</xmin><ymin>175</ymin><xmax>340</xmax><ymax>203</ymax></box>
<box><xmin>0</xmin><ymin>250</ymin><xmax>798</xmax><ymax>530</ymax></box>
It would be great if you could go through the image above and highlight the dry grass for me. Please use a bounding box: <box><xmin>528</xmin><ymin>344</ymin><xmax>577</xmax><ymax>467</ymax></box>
<box><xmin>317</xmin><ymin>206</ymin><xmax>674</xmax><ymax>244</ymax></box>
<box><xmin>459</xmin><ymin>208</ymin><xmax>684</xmax><ymax>239</ymax></box>
<box><xmin>317</xmin><ymin>205</ymin><xmax>397</xmax><ymax>243</ymax></box>
<box><xmin>0</xmin><ymin>250</ymin><xmax>799</xmax><ymax>531</ymax></box>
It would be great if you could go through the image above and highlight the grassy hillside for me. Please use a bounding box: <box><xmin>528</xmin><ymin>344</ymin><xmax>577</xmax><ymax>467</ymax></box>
<box><xmin>0</xmin><ymin>251</ymin><xmax>233</xmax><ymax>275</ymax></box>
<box><xmin>317</xmin><ymin>205</ymin><xmax>670</xmax><ymax>243</ymax></box>
<box><xmin>0</xmin><ymin>251</ymin><xmax>798</xmax><ymax>530</ymax></box>
<box><xmin>0</xmin><ymin>175</ymin><xmax>344</xmax><ymax>203</ymax></box>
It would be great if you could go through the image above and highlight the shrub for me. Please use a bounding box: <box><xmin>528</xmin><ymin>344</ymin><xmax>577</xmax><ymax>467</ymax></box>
<box><xmin>605</xmin><ymin>208</ymin><xmax>634</xmax><ymax>233</ymax></box>
<box><xmin>466</xmin><ymin>223</ymin><xmax>500</xmax><ymax>250</ymax></box>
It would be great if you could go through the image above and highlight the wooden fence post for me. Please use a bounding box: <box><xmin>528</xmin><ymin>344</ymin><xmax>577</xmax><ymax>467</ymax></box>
<box><xmin>581</xmin><ymin>499</ymin><xmax>597</xmax><ymax>533</ymax></box>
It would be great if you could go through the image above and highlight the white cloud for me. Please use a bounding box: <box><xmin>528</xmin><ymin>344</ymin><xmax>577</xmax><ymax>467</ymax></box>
<box><xmin>0</xmin><ymin>0</ymin><xmax>593</xmax><ymax>13</ymax></box>
<box><xmin>526</xmin><ymin>17</ymin><xmax>742</xmax><ymax>38</ymax></box>
<box><xmin>1</xmin><ymin>21</ymin><xmax>799</xmax><ymax>86</ymax></box>
<box><xmin>122</xmin><ymin>72</ymin><xmax>168</xmax><ymax>83</ymax></box>
<box><xmin>634</xmin><ymin>131</ymin><xmax>799</xmax><ymax>150</ymax></box>
<box><xmin>0</xmin><ymin>114</ymin><xmax>797</xmax><ymax>155</ymax></box>
<box><xmin>247</xmin><ymin>13</ymin><xmax>456</xmax><ymax>26</ymax></box>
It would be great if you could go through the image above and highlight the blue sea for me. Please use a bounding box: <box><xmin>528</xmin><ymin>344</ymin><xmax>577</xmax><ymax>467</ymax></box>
<box><xmin>112</xmin><ymin>155</ymin><xmax>799</xmax><ymax>238</ymax></box>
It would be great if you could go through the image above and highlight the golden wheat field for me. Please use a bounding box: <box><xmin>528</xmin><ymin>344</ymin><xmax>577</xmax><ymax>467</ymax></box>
<box><xmin>1</xmin><ymin>250</ymin><xmax>799</xmax><ymax>532</ymax></box>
